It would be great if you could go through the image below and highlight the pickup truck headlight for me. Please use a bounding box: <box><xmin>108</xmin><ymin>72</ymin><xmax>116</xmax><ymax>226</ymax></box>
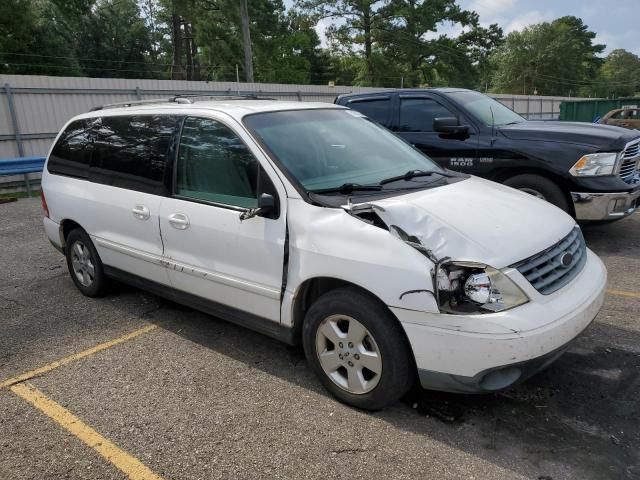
<box><xmin>436</xmin><ymin>261</ymin><xmax>528</xmax><ymax>314</ymax></box>
<box><xmin>569</xmin><ymin>152</ymin><xmax>619</xmax><ymax>177</ymax></box>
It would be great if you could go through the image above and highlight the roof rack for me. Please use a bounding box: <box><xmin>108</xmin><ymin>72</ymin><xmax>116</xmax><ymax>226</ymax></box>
<box><xmin>90</xmin><ymin>93</ymin><xmax>276</xmax><ymax>111</ymax></box>
<box><xmin>173</xmin><ymin>93</ymin><xmax>276</xmax><ymax>101</ymax></box>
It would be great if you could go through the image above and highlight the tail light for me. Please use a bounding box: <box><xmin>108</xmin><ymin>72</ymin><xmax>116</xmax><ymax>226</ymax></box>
<box><xmin>41</xmin><ymin>191</ymin><xmax>50</xmax><ymax>218</ymax></box>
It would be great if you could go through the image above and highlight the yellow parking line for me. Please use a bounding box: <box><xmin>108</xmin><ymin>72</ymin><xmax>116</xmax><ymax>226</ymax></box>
<box><xmin>607</xmin><ymin>289</ymin><xmax>640</xmax><ymax>299</ymax></box>
<box><xmin>11</xmin><ymin>382</ymin><xmax>164</xmax><ymax>480</ymax></box>
<box><xmin>0</xmin><ymin>324</ymin><xmax>157</xmax><ymax>389</ymax></box>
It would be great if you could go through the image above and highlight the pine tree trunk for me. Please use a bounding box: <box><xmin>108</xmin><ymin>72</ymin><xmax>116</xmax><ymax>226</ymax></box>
<box><xmin>239</xmin><ymin>0</ymin><xmax>254</xmax><ymax>83</ymax></box>
<box><xmin>363</xmin><ymin>8</ymin><xmax>374</xmax><ymax>86</ymax></box>
<box><xmin>185</xmin><ymin>23</ymin><xmax>194</xmax><ymax>81</ymax></box>
<box><xmin>190</xmin><ymin>23</ymin><xmax>200</xmax><ymax>81</ymax></box>
<box><xmin>171</xmin><ymin>13</ymin><xmax>184</xmax><ymax>80</ymax></box>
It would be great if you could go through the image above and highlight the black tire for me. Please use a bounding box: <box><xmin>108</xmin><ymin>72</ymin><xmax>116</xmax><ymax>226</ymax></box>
<box><xmin>65</xmin><ymin>228</ymin><xmax>109</xmax><ymax>297</ymax></box>
<box><xmin>302</xmin><ymin>287</ymin><xmax>414</xmax><ymax>410</ymax></box>
<box><xmin>504</xmin><ymin>174</ymin><xmax>569</xmax><ymax>213</ymax></box>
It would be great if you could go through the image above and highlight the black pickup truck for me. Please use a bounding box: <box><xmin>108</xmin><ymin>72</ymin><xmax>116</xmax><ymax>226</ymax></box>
<box><xmin>335</xmin><ymin>88</ymin><xmax>640</xmax><ymax>222</ymax></box>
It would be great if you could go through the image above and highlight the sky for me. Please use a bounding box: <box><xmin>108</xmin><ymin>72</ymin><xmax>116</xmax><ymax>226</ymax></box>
<box><xmin>292</xmin><ymin>0</ymin><xmax>640</xmax><ymax>56</ymax></box>
<box><xmin>457</xmin><ymin>0</ymin><xmax>639</xmax><ymax>55</ymax></box>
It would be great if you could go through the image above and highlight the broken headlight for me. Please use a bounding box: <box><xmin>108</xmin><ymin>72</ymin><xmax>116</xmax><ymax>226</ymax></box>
<box><xmin>436</xmin><ymin>261</ymin><xmax>528</xmax><ymax>314</ymax></box>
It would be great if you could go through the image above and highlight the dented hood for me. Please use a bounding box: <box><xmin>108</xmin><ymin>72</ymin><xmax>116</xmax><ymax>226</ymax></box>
<box><xmin>368</xmin><ymin>176</ymin><xmax>575</xmax><ymax>268</ymax></box>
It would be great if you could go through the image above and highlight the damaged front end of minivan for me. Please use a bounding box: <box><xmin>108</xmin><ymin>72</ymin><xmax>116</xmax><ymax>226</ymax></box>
<box><xmin>343</xmin><ymin>199</ymin><xmax>529</xmax><ymax>318</ymax></box>
<box><xmin>286</xmin><ymin>183</ymin><xmax>606</xmax><ymax>394</ymax></box>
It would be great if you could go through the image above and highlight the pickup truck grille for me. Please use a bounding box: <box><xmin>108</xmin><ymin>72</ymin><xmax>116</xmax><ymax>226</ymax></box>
<box><xmin>619</xmin><ymin>140</ymin><xmax>640</xmax><ymax>184</ymax></box>
<box><xmin>511</xmin><ymin>227</ymin><xmax>586</xmax><ymax>295</ymax></box>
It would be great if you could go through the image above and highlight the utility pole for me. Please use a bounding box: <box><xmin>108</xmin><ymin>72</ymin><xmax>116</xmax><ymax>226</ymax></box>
<box><xmin>239</xmin><ymin>0</ymin><xmax>254</xmax><ymax>83</ymax></box>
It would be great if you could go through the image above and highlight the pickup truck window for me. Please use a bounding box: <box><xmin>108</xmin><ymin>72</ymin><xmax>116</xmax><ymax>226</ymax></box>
<box><xmin>347</xmin><ymin>98</ymin><xmax>391</xmax><ymax>126</ymax></box>
<box><xmin>447</xmin><ymin>90</ymin><xmax>525</xmax><ymax>127</ymax></box>
<box><xmin>399</xmin><ymin>98</ymin><xmax>454</xmax><ymax>132</ymax></box>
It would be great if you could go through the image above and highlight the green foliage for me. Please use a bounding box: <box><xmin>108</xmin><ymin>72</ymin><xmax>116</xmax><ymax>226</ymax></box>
<box><xmin>76</xmin><ymin>0</ymin><xmax>153</xmax><ymax>78</ymax></box>
<box><xmin>0</xmin><ymin>1</ymin><xmax>638</xmax><ymax>96</ymax></box>
<box><xmin>489</xmin><ymin>16</ymin><xmax>605</xmax><ymax>96</ymax></box>
<box><xmin>0</xmin><ymin>0</ymin><xmax>83</xmax><ymax>75</ymax></box>
<box><xmin>592</xmin><ymin>49</ymin><xmax>640</xmax><ymax>98</ymax></box>
<box><xmin>294</xmin><ymin>0</ymin><xmax>503</xmax><ymax>88</ymax></box>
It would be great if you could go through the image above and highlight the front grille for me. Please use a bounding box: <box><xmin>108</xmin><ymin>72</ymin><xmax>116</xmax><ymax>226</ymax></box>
<box><xmin>511</xmin><ymin>227</ymin><xmax>587</xmax><ymax>295</ymax></box>
<box><xmin>619</xmin><ymin>140</ymin><xmax>640</xmax><ymax>184</ymax></box>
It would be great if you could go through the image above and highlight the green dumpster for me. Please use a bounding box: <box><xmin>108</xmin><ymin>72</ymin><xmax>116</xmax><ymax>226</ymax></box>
<box><xmin>560</xmin><ymin>98</ymin><xmax>640</xmax><ymax>123</ymax></box>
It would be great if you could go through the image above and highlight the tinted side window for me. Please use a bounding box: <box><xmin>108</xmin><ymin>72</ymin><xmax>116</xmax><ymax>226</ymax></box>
<box><xmin>48</xmin><ymin>118</ymin><xmax>98</xmax><ymax>179</ymax></box>
<box><xmin>348</xmin><ymin>98</ymin><xmax>391</xmax><ymax>126</ymax></box>
<box><xmin>399</xmin><ymin>98</ymin><xmax>454</xmax><ymax>132</ymax></box>
<box><xmin>92</xmin><ymin>115</ymin><xmax>178</xmax><ymax>195</ymax></box>
<box><xmin>176</xmin><ymin>117</ymin><xmax>260</xmax><ymax>209</ymax></box>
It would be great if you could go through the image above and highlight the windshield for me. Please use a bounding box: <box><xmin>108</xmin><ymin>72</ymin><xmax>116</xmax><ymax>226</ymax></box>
<box><xmin>243</xmin><ymin>109</ymin><xmax>442</xmax><ymax>192</ymax></box>
<box><xmin>448</xmin><ymin>90</ymin><xmax>526</xmax><ymax>127</ymax></box>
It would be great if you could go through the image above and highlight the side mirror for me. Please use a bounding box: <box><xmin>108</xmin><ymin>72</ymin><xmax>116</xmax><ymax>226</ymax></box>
<box><xmin>433</xmin><ymin>117</ymin><xmax>469</xmax><ymax>136</ymax></box>
<box><xmin>239</xmin><ymin>193</ymin><xmax>276</xmax><ymax>221</ymax></box>
<box><xmin>257</xmin><ymin>193</ymin><xmax>275</xmax><ymax>215</ymax></box>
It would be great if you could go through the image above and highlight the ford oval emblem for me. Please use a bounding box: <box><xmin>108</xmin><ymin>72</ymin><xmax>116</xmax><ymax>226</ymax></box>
<box><xmin>559</xmin><ymin>252</ymin><xmax>573</xmax><ymax>268</ymax></box>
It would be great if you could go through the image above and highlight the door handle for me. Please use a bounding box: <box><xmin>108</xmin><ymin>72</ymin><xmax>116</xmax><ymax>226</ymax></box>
<box><xmin>168</xmin><ymin>213</ymin><xmax>190</xmax><ymax>230</ymax></box>
<box><xmin>132</xmin><ymin>205</ymin><xmax>150</xmax><ymax>221</ymax></box>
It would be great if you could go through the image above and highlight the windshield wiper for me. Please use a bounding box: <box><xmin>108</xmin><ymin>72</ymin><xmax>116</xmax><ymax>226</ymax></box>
<box><xmin>310</xmin><ymin>183</ymin><xmax>383</xmax><ymax>194</ymax></box>
<box><xmin>379</xmin><ymin>169</ymin><xmax>455</xmax><ymax>185</ymax></box>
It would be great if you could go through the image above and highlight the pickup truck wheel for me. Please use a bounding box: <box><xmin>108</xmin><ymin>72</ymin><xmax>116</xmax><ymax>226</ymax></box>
<box><xmin>504</xmin><ymin>174</ymin><xmax>569</xmax><ymax>213</ymax></box>
<box><xmin>302</xmin><ymin>288</ymin><xmax>414</xmax><ymax>410</ymax></box>
<box><xmin>65</xmin><ymin>228</ymin><xmax>109</xmax><ymax>297</ymax></box>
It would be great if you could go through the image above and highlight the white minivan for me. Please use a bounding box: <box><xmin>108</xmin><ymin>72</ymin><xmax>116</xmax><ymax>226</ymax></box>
<box><xmin>42</xmin><ymin>97</ymin><xmax>607</xmax><ymax>410</ymax></box>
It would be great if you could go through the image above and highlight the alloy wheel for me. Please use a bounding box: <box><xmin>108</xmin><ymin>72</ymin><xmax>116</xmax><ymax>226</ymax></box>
<box><xmin>315</xmin><ymin>314</ymin><xmax>382</xmax><ymax>394</ymax></box>
<box><xmin>70</xmin><ymin>241</ymin><xmax>95</xmax><ymax>287</ymax></box>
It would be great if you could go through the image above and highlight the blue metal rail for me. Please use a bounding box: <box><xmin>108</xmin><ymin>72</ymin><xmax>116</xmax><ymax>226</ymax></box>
<box><xmin>0</xmin><ymin>156</ymin><xmax>46</xmax><ymax>196</ymax></box>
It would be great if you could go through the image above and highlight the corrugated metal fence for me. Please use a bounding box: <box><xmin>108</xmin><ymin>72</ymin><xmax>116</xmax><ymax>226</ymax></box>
<box><xmin>0</xmin><ymin>74</ymin><xmax>586</xmax><ymax>192</ymax></box>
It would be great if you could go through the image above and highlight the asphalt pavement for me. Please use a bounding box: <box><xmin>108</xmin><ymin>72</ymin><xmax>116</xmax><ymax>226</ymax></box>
<box><xmin>1</xmin><ymin>197</ymin><xmax>639</xmax><ymax>480</ymax></box>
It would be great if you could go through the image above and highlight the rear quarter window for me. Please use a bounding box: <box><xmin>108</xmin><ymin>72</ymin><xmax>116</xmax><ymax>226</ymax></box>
<box><xmin>91</xmin><ymin>115</ymin><xmax>179</xmax><ymax>195</ymax></box>
<box><xmin>47</xmin><ymin>118</ymin><xmax>98</xmax><ymax>179</ymax></box>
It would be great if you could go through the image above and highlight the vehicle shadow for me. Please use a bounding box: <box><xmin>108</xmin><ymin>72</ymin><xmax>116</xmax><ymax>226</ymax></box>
<box><xmin>146</xmin><ymin>296</ymin><xmax>640</xmax><ymax>480</ymax></box>
<box><xmin>582</xmin><ymin>216</ymin><xmax>640</xmax><ymax>260</ymax></box>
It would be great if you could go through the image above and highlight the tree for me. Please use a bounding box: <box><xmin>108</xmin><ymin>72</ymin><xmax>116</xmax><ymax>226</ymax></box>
<box><xmin>76</xmin><ymin>0</ymin><xmax>153</xmax><ymax>78</ymax></box>
<box><xmin>296</xmin><ymin>0</ymin><xmax>387</xmax><ymax>86</ymax></box>
<box><xmin>490</xmin><ymin>16</ymin><xmax>605</xmax><ymax>96</ymax></box>
<box><xmin>0</xmin><ymin>0</ymin><xmax>85</xmax><ymax>76</ymax></box>
<box><xmin>297</xmin><ymin>0</ymin><xmax>503</xmax><ymax>88</ymax></box>
<box><xmin>593</xmin><ymin>49</ymin><xmax>640</xmax><ymax>98</ymax></box>
<box><xmin>0</xmin><ymin>0</ymin><xmax>38</xmax><ymax>71</ymax></box>
<box><xmin>192</xmin><ymin>0</ymin><xmax>324</xmax><ymax>84</ymax></box>
<box><xmin>378</xmin><ymin>0</ymin><xmax>481</xmax><ymax>87</ymax></box>
<box><xmin>239</xmin><ymin>0</ymin><xmax>254</xmax><ymax>82</ymax></box>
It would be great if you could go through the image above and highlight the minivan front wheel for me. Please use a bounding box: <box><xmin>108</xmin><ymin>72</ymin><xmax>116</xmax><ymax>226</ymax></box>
<box><xmin>65</xmin><ymin>229</ymin><xmax>109</xmax><ymax>297</ymax></box>
<box><xmin>302</xmin><ymin>288</ymin><xmax>414</xmax><ymax>410</ymax></box>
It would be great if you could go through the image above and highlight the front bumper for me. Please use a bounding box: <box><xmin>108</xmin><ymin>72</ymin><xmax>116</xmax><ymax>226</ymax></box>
<box><xmin>571</xmin><ymin>188</ymin><xmax>640</xmax><ymax>221</ymax></box>
<box><xmin>394</xmin><ymin>249</ymin><xmax>606</xmax><ymax>393</ymax></box>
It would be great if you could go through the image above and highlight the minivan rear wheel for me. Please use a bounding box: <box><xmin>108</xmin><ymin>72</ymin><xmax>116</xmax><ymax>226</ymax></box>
<box><xmin>65</xmin><ymin>229</ymin><xmax>109</xmax><ymax>297</ymax></box>
<box><xmin>302</xmin><ymin>288</ymin><xmax>414</xmax><ymax>410</ymax></box>
<box><xmin>504</xmin><ymin>174</ymin><xmax>569</xmax><ymax>213</ymax></box>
